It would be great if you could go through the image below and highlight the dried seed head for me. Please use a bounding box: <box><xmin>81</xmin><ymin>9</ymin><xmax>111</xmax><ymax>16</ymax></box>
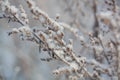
<box><xmin>55</xmin><ymin>13</ymin><xmax>60</xmax><ymax>20</ymax></box>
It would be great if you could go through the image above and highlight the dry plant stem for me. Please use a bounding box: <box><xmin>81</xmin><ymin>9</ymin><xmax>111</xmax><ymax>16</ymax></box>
<box><xmin>82</xmin><ymin>67</ymin><xmax>94</xmax><ymax>80</ymax></box>
<box><xmin>13</xmin><ymin>15</ymin><xmax>24</xmax><ymax>26</ymax></box>
<box><xmin>110</xmin><ymin>30</ymin><xmax>120</xmax><ymax>79</ymax></box>
<box><xmin>26</xmin><ymin>0</ymin><xmax>79</xmax><ymax>63</ymax></box>
<box><xmin>26</xmin><ymin>0</ymin><xmax>62</xmax><ymax>32</ymax></box>
<box><xmin>93</xmin><ymin>47</ymin><xmax>97</xmax><ymax>60</ymax></box>
<box><xmin>53</xmin><ymin>52</ymin><xmax>71</xmax><ymax>66</ymax></box>
<box><xmin>1</xmin><ymin>0</ymin><xmax>120</xmax><ymax>80</ymax></box>
<box><xmin>26</xmin><ymin>0</ymin><xmax>89</xmax><ymax>78</ymax></box>
<box><xmin>0</xmin><ymin>14</ymin><xmax>24</xmax><ymax>25</ymax></box>
<box><xmin>98</xmin><ymin>37</ymin><xmax>110</xmax><ymax>64</ymax></box>
<box><xmin>0</xmin><ymin>0</ymin><xmax>44</xmax><ymax>50</ymax></box>
<box><xmin>118</xmin><ymin>50</ymin><xmax>120</xmax><ymax>80</ymax></box>
<box><xmin>93</xmin><ymin>0</ymin><xmax>99</xmax><ymax>38</ymax></box>
<box><xmin>111</xmin><ymin>0</ymin><xmax>116</xmax><ymax>12</ymax></box>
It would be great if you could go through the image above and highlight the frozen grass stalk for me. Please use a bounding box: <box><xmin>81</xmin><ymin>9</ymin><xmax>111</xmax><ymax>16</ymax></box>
<box><xmin>0</xmin><ymin>0</ymin><xmax>120</xmax><ymax>80</ymax></box>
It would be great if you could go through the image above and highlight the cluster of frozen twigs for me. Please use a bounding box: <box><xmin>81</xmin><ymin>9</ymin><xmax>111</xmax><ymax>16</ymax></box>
<box><xmin>0</xmin><ymin>0</ymin><xmax>120</xmax><ymax>80</ymax></box>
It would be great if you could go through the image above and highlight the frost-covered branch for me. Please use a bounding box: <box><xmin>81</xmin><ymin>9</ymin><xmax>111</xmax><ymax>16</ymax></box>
<box><xmin>0</xmin><ymin>0</ymin><xmax>120</xmax><ymax>80</ymax></box>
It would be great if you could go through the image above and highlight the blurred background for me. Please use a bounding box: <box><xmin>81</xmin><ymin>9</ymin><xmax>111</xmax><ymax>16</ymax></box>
<box><xmin>0</xmin><ymin>0</ymin><xmax>120</xmax><ymax>80</ymax></box>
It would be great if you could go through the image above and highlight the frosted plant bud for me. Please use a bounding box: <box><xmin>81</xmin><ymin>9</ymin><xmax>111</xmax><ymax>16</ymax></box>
<box><xmin>69</xmin><ymin>39</ymin><xmax>73</xmax><ymax>44</ymax></box>
<box><xmin>10</xmin><ymin>6</ymin><xmax>18</xmax><ymax>15</ymax></box>
<box><xmin>26</xmin><ymin>0</ymin><xmax>35</xmax><ymax>8</ymax></box>
<box><xmin>54</xmin><ymin>21</ymin><xmax>64</xmax><ymax>32</ymax></box>
<box><xmin>62</xmin><ymin>46</ymin><xmax>66</xmax><ymax>50</ymax></box>
<box><xmin>88</xmin><ymin>32</ymin><xmax>93</xmax><ymax>37</ymax></box>
<box><xmin>92</xmin><ymin>71</ymin><xmax>99</xmax><ymax>78</ymax></box>
<box><xmin>65</xmin><ymin>56</ymin><xmax>72</xmax><ymax>61</ymax></box>
<box><xmin>95</xmin><ymin>46</ymin><xmax>103</xmax><ymax>53</ymax></box>
<box><xmin>19</xmin><ymin>5</ymin><xmax>25</xmax><ymax>13</ymax></box>
<box><xmin>98</xmin><ymin>11</ymin><xmax>112</xmax><ymax>19</ymax></box>
<box><xmin>12</xmin><ymin>28</ymin><xmax>19</xmax><ymax>33</ymax></box>
<box><xmin>32</xmin><ymin>7</ymin><xmax>39</xmax><ymax>16</ymax></box>
<box><xmin>55</xmin><ymin>13</ymin><xmax>60</xmax><ymax>20</ymax></box>
<box><xmin>18</xmin><ymin>27</ymin><xmax>24</xmax><ymax>32</ymax></box>
<box><xmin>48</xmin><ymin>32</ymin><xmax>53</xmax><ymax>38</ymax></box>
<box><xmin>52</xmin><ymin>21</ymin><xmax>59</xmax><ymax>31</ymax></box>
<box><xmin>69</xmin><ymin>76</ymin><xmax>77</xmax><ymax>80</ymax></box>
<box><xmin>47</xmin><ymin>39</ymin><xmax>55</xmax><ymax>49</ymax></box>
<box><xmin>1</xmin><ymin>0</ymin><xmax>10</xmax><ymax>11</ymax></box>
<box><xmin>57</xmin><ymin>31</ymin><xmax>64</xmax><ymax>39</ymax></box>
<box><xmin>54</xmin><ymin>50</ymin><xmax>64</xmax><ymax>58</ymax></box>
<box><xmin>25</xmin><ymin>19</ymin><xmax>29</xmax><ymax>24</ymax></box>
<box><xmin>79</xmin><ymin>57</ymin><xmax>86</xmax><ymax>66</ymax></box>
<box><xmin>24</xmin><ymin>26</ymin><xmax>31</xmax><ymax>32</ymax></box>
<box><xmin>18</xmin><ymin>26</ymin><xmax>31</xmax><ymax>37</ymax></box>
<box><xmin>93</xmin><ymin>37</ymin><xmax>99</xmax><ymax>43</ymax></box>
<box><xmin>66</xmin><ymin>39</ymin><xmax>73</xmax><ymax>51</ymax></box>
<box><xmin>4</xmin><ymin>5</ymin><xmax>11</xmax><ymax>13</ymax></box>
<box><xmin>61</xmin><ymin>39</ymin><xmax>66</xmax><ymax>45</ymax></box>
<box><xmin>79</xmin><ymin>36</ymin><xmax>84</xmax><ymax>42</ymax></box>
<box><xmin>70</xmin><ymin>62</ymin><xmax>78</xmax><ymax>69</ymax></box>
<box><xmin>39</xmin><ymin>32</ymin><xmax>47</xmax><ymax>41</ymax></box>
<box><xmin>21</xmin><ymin>13</ymin><xmax>27</xmax><ymax>19</ymax></box>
